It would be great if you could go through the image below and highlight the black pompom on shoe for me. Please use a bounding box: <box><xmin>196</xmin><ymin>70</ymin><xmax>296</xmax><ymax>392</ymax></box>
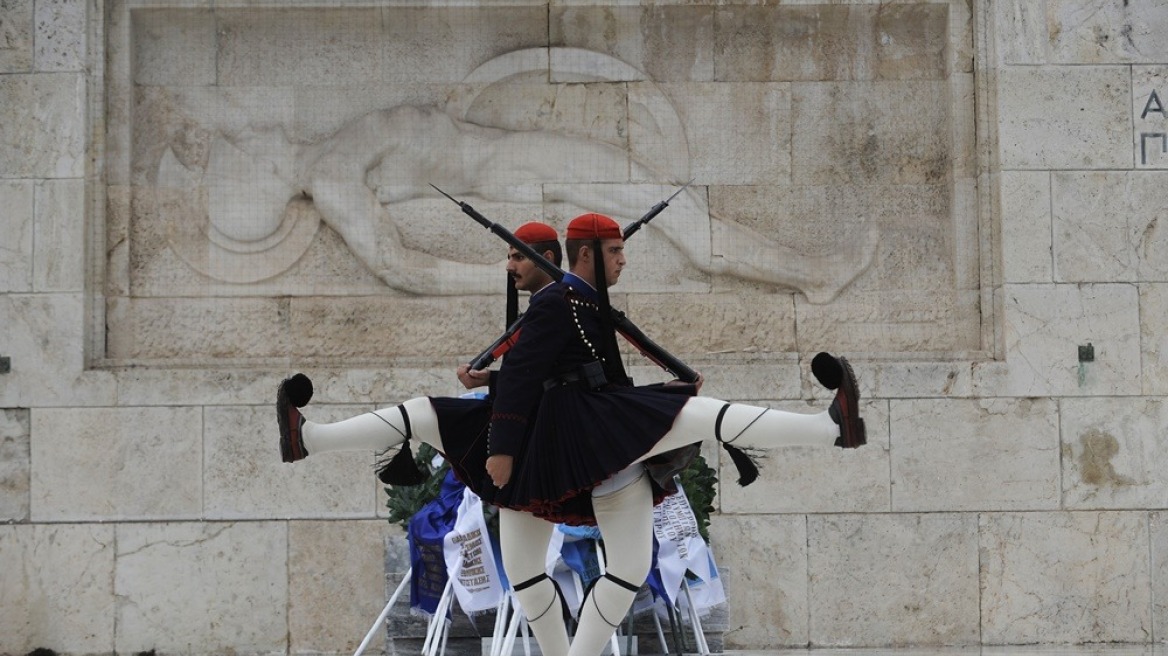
<box><xmin>284</xmin><ymin>372</ymin><xmax>313</xmax><ymax>407</ymax></box>
<box><xmin>811</xmin><ymin>351</ymin><xmax>844</xmax><ymax>390</ymax></box>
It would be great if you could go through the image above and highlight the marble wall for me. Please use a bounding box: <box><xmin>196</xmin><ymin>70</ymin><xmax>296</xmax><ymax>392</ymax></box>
<box><xmin>1</xmin><ymin>0</ymin><xmax>1166</xmax><ymax>654</ymax></box>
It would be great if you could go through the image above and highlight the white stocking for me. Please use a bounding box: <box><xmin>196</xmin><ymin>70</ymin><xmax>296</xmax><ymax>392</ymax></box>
<box><xmin>568</xmin><ymin>470</ymin><xmax>653</xmax><ymax>656</ymax></box>
<box><xmin>635</xmin><ymin>396</ymin><xmax>839</xmax><ymax>464</ymax></box>
<box><xmin>300</xmin><ymin>397</ymin><xmax>444</xmax><ymax>454</ymax></box>
<box><xmin>499</xmin><ymin>509</ymin><xmax>570</xmax><ymax>656</ymax></box>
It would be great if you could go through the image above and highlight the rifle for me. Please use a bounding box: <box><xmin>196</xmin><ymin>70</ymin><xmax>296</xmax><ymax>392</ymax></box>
<box><xmin>433</xmin><ymin>184</ymin><xmax>699</xmax><ymax>383</ymax></box>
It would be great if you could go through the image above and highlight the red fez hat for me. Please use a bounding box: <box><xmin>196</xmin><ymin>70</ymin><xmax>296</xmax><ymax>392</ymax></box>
<box><xmin>514</xmin><ymin>221</ymin><xmax>559</xmax><ymax>244</ymax></box>
<box><xmin>566</xmin><ymin>213</ymin><xmax>622</xmax><ymax>240</ymax></box>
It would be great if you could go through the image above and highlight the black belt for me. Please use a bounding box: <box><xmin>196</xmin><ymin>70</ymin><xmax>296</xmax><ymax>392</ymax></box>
<box><xmin>543</xmin><ymin>370</ymin><xmax>586</xmax><ymax>390</ymax></box>
<box><xmin>543</xmin><ymin>361</ymin><xmax>608</xmax><ymax>390</ymax></box>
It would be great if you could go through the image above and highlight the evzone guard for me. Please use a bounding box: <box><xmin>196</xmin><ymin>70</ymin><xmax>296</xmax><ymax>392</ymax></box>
<box><xmin>276</xmin><ymin>210</ymin><xmax>866</xmax><ymax>656</ymax></box>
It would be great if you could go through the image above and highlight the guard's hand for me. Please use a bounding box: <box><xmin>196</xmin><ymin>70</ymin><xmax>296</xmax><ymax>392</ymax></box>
<box><xmin>457</xmin><ymin>363</ymin><xmax>490</xmax><ymax>389</ymax></box>
<box><xmin>486</xmin><ymin>454</ymin><xmax>514</xmax><ymax>488</ymax></box>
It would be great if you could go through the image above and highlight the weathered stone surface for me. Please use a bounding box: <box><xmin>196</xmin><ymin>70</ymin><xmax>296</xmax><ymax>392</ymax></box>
<box><xmin>625</xmin><ymin>291</ymin><xmax>796</xmax><ymax>355</ymax></box>
<box><xmin>1000</xmin><ymin>171</ymin><xmax>1053</xmax><ymax>283</ymax></box>
<box><xmin>0</xmin><ymin>0</ymin><xmax>33</xmax><ymax>72</ymax></box>
<box><xmin>131</xmin><ymin>9</ymin><xmax>216</xmax><ymax>86</ymax></box>
<box><xmin>859</xmin><ymin>360</ymin><xmax>974</xmax><ymax>399</ymax></box>
<box><xmin>796</xmin><ymin>290</ymin><xmax>983</xmax><ymax>355</ymax></box>
<box><xmin>33</xmin><ymin>0</ymin><xmax>85</xmax><ymax>72</ymax></box>
<box><xmin>1133</xmin><ymin>66</ymin><xmax>1168</xmax><ymax>169</ymax></box>
<box><xmin>710</xmin><ymin>515</ymin><xmax>808</xmax><ymax>648</ymax></box>
<box><xmin>33</xmin><ymin>179</ymin><xmax>84</xmax><ymax>292</ymax></box>
<box><xmin>204</xmin><ymin>404</ymin><xmax>378</xmax><ymax>520</ymax></box>
<box><xmin>977</xmin><ymin>283</ymin><xmax>1140</xmax><ymax>397</ymax></box>
<box><xmin>0</xmin><ymin>294</ymin><xmax>116</xmax><ymax>408</ymax></box>
<box><xmin>1053</xmin><ymin>172</ymin><xmax>1168</xmax><ymax>282</ymax></box>
<box><xmin>0</xmin><ymin>73</ymin><xmax>85</xmax><ymax>177</ymax></box>
<box><xmin>289</xmin><ymin>519</ymin><xmax>401</xmax><ymax>654</ymax></box>
<box><xmin>1061</xmin><ymin>397</ymin><xmax>1168</xmax><ymax>509</ymax></box>
<box><xmin>808</xmin><ymin>513</ymin><xmax>980</xmax><ymax>646</ymax></box>
<box><xmin>115</xmin><ymin>521</ymin><xmax>287</xmax><ymax>654</ymax></box>
<box><xmin>993</xmin><ymin>0</ymin><xmax>1049</xmax><ymax>65</ymax></box>
<box><xmin>551</xmin><ymin>5</ymin><xmax>715</xmax><ymax>83</ymax></box>
<box><xmin>1047</xmin><ymin>0</ymin><xmax>1168</xmax><ymax>64</ymax></box>
<box><xmin>31</xmin><ymin>406</ymin><xmax>202</xmax><ymax>521</ymax></box>
<box><xmin>218</xmin><ymin>9</ymin><xmax>383</xmax><ymax>86</ymax></box>
<box><xmin>980</xmin><ymin>511</ymin><xmax>1152</xmax><ymax>644</ymax></box>
<box><xmin>0</xmin><ymin>180</ymin><xmax>33</xmax><ymax>292</ymax></box>
<box><xmin>891</xmin><ymin>398</ymin><xmax>1060</xmax><ymax>512</ymax></box>
<box><xmin>0</xmin><ymin>408</ymin><xmax>29</xmax><ymax>521</ymax></box>
<box><xmin>792</xmin><ymin>81</ymin><xmax>953</xmax><ymax>186</ymax></box>
<box><xmin>380</xmin><ymin>6</ymin><xmax>548</xmax><ymax>84</ymax></box>
<box><xmin>1141</xmin><ymin>283</ymin><xmax>1168</xmax><ymax>396</ymax></box>
<box><xmin>998</xmin><ymin>66</ymin><xmax>1130</xmax><ymax>169</ymax></box>
<box><xmin>1154</xmin><ymin>511</ymin><xmax>1167</xmax><ymax>644</ymax></box>
<box><xmin>0</xmin><ymin>524</ymin><xmax>115</xmax><ymax>655</ymax></box>
<box><xmin>719</xmin><ymin>399</ymin><xmax>889</xmax><ymax>514</ymax></box>
<box><xmin>658</xmin><ymin>82</ymin><xmax>790</xmax><ymax>185</ymax></box>
<box><xmin>713</xmin><ymin>4</ymin><xmax>950</xmax><ymax>82</ymax></box>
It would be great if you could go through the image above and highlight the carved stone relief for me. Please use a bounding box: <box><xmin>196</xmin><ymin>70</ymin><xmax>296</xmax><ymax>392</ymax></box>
<box><xmin>104</xmin><ymin>2</ymin><xmax>982</xmax><ymax>364</ymax></box>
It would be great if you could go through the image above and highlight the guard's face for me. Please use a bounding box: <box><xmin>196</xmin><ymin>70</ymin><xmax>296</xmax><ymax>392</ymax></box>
<box><xmin>599</xmin><ymin>238</ymin><xmax>626</xmax><ymax>285</ymax></box>
<box><xmin>506</xmin><ymin>247</ymin><xmax>550</xmax><ymax>292</ymax></box>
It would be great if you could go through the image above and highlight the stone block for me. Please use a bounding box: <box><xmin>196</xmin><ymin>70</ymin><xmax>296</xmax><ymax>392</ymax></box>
<box><xmin>997</xmin><ymin>66</ymin><xmax>1130</xmax><ymax>169</ymax></box>
<box><xmin>1047</xmin><ymin>0</ymin><xmax>1168</xmax><ymax>64</ymax></box>
<box><xmin>656</xmin><ymin>82</ymin><xmax>790</xmax><ymax>186</ymax></box>
<box><xmin>218</xmin><ymin>8</ymin><xmax>383</xmax><ymax>86</ymax></box>
<box><xmin>1141</xmin><ymin>284</ymin><xmax>1168</xmax><ymax>395</ymax></box>
<box><xmin>808</xmin><ymin>513</ymin><xmax>980</xmax><ymax>646</ymax></box>
<box><xmin>115</xmin><ymin>521</ymin><xmax>288</xmax><ymax>654</ymax></box>
<box><xmin>890</xmin><ymin>398</ymin><xmax>1060</xmax><ymax>512</ymax></box>
<box><xmin>625</xmin><ymin>291</ymin><xmax>796</xmax><ymax>356</ymax></box>
<box><xmin>993</xmin><ymin>0</ymin><xmax>1048</xmax><ymax>65</ymax></box>
<box><xmin>1061</xmin><ymin>397</ymin><xmax>1168</xmax><ymax>509</ymax></box>
<box><xmin>34</xmin><ymin>0</ymin><xmax>85</xmax><ymax>72</ymax></box>
<box><xmin>105</xmin><ymin>296</ymin><xmax>292</xmax><ymax>361</ymax></box>
<box><xmin>289</xmin><ymin>519</ymin><xmax>400</xmax><ymax>654</ymax></box>
<box><xmin>0</xmin><ymin>294</ymin><xmax>116</xmax><ymax>408</ymax></box>
<box><xmin>792</xmin><ymin>80</ymin><xmax>953</xmax><ymax>187</ymax></box>
<box><xmin>0</xmin><ymin>73</ymin><xmax>85</xmax><ymax>177</ymax></box>
<box><xmin>721</xmin><ymin>398</ymin><xmax>888</xmax><ymax>514</ymax></box>
<box><xmin>379</xmin><ymin>6</ymin><xmax>548</xmax><ymax>84</ymax></box>
<box><xmin>0</xmin><ymin>408</ymin><xmax>29</xmax><ymax>521</ymax></box>
<box><xmin>1000</xmin><ymin>171</ymin><xmax>1053</xmax><ymax>283</ymax></box>
<box><xmin>457</xmin><ymin>80</ymin><xmax>629</xmax><ymax>149</ymax></box>
<box><xmin>710</xmin><ymin>515</ymin><xmax>808</xmax><ymax>648</ymax></box>
<box><xmin>0</xmin><ymin>180</ymin><xmax>33</xmax><ymax>292</ymax></box>
<box><xmin>795</xmin><ymin>289</ymin><xmax>984</xmax><ymax>355</ymax></box>
<box><xmin>979</xmin><ymin>511</ymin><xmax>1152</xmax><ymax>644</ymax></box>
<box><xmin>978</xmin><ymin>283</ymin><xmax>1140</xmax><ymax>397</ymax></box>
<box><xmin>33</xmin><ymin>179</ymin><xmax>84</xmax><ymax>292</ymax></box>
<box><xmin>860</xmin><ymin>360</ymin><xmax>974</xmax><ymax>399</ymax></box>
<box><xmin>551</xmin><ymin>5</ymin><xmax>715</xmax><ymax>83</ymax></box>
<box><xmin>31</xmin><ymin>406</ymin><xmax>202</xmax><ymax>521</ymax></box>
<box><xmin>713</xmin><ymin>4</ymin><xmax>949</xmax><ymax>82</ymax></box>
<box><xmin>0</xmin><ymin>0</ymin><xmax>32</xmax><ymax>72</ymax></box>
<box><xmin>0</xmin><ymin>524</ymin><xmax>115</xmax><ymax>655</ymax></box>
<box><xmin>131</xmin><ymin>9</ymin><xmax>216</xmax><ymax>86</ymax></box>
<box><xmin>1053</xmin><ymin>172</ymin><xmax>1168</xmax><ymax>282</ymax></box>
<box><xmin>1154</xmin><ymin>511</ymin><xmax>1167</xmax><ymax>644</ymax></box>
<box><xmin>204</xmin><ymin>404</ymin><xmax>378</xmax><ymax>520</ymax></box>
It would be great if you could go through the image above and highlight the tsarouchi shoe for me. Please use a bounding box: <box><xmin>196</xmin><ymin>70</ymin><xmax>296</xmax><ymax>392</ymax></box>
<box><xmin>816</xmin><ymin>353</ymin><xmax>866</xmax><ymax>448</ymax></box>
<box><xmin>277</xmin><ymin>374</ymin><xmax>312</xmax><ymax>462</ymax></box>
